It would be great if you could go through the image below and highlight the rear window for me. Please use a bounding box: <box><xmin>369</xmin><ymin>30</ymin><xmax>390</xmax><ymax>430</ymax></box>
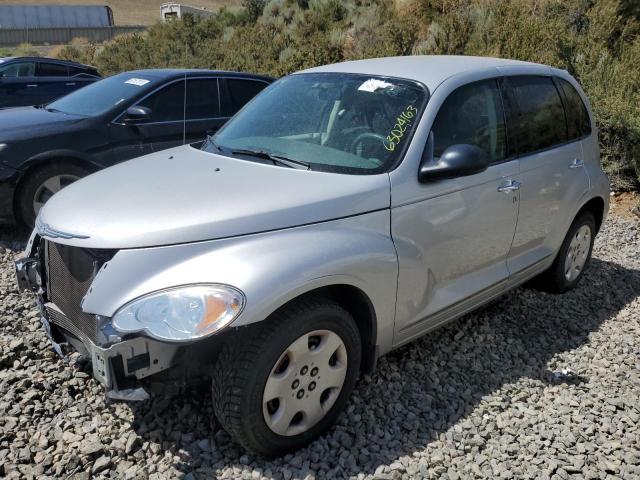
<box><xmin>506</xmin><ymin>76</ymin><xmax>567</xmax><ymax>155</ymax></box>
<box><xmin>557</xmin><ymin>78</ymin><xmax>591</xmax><ymax>140</ymax></box>
<box><xmin>38</xmin><ymin>62</ymin><xmax>69</xmax><ymax>77</ymax></box>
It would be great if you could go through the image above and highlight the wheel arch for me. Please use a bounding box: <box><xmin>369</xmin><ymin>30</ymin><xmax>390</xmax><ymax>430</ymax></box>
<box><xmin>13</xmin><ymin>154</ymin><xmax>99</xmax><ymax>223</ymax></box>
<box><xmin>264</xmin><ymin>284</ymin><xmax>379</xmax><ymax>375</ymax></box>
<box><xmin>577</xmin><ymin>196</ymin><xmax>606</xmax><ymax>233</ymax></box>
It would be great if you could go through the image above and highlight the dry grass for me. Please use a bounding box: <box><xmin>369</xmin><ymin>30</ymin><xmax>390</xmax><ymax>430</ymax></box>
<box><xmin>0</xmin><ymin>0</ymin><xmax>242</xmax><ymax>25</ymax></box>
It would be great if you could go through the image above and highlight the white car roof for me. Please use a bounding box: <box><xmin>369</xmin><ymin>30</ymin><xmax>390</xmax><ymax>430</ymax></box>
<box><xmin>300</xmin><ymin>55</ymin><xmax>550</xmax><ymax>91</ymax></box>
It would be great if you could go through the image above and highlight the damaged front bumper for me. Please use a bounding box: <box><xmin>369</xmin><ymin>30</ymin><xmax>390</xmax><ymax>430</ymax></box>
<box><xmin>15</xmin><ymin>248</ymin><xmax>202</xmax><ymax>401</ymax></box>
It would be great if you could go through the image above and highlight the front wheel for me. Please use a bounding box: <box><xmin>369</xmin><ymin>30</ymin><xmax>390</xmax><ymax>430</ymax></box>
<box><xmin>212</xmin><ymin>297</ymin><xmax>361</xmax><ymax>457</ymax></box>
<box><xmin>535</xmin><ymin>211</ymin><xmax>596</xmax><ymax>293</ymax></box>
<box><xmin>16</xmin><ymin>162</ymin><xmax>89</xmax><ymax>227</ymax></box>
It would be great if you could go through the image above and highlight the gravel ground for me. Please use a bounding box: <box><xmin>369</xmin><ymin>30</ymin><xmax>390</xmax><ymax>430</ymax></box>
<box><xmin>0</xmin><ymin>213</ymin><xmax>638</xmax><ymax>480</ymax></box>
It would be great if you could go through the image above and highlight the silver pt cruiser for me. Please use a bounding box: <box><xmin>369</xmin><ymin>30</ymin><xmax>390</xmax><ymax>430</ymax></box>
<box><xmin>15</xmin><ymin>56</ymin><xmax>609</xmax><ymax>456</ymax></box>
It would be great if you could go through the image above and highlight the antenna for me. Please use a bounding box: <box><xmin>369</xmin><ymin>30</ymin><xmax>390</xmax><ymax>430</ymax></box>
<box><xmin>182</xmin><ymin>72</ymin><xmax>187</xmax><ymax>145</ymax></box>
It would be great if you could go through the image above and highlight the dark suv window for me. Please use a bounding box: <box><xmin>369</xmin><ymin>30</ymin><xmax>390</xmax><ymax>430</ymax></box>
<box><xmin>431</xmin><ymin>79</ymin><xmax>507</xmax><ymax>163</ymax></box>
<box><xmin>0</xmin><ymin>61</ymin><xmax>36</xmax><ymax>77</ymax></box>
<box><xmin>38</xmin><ymin>62</ymin><xmax>69</xmax><ymax>77</ymax></box>
<box><xmin>186</xmin><ymin>78</ymin><xmax>219</xmax><ymax>120</ymax></box>
<box><xmin>557</xmin><ymin>78</ymin><xmax>591</xmax><ymax>140</ymax></box>
<box><xmin>139</xmin><ymin>80</ymin><xmax>186</xmax><ymax>122</ymax></box>
<box><xmin>506</xmin><ymin>76</ymin><xmax>567</xmax><ymax>155</ymax></box>
<box><xmin>222</xmin><ymin>79</ymin><xmax>268</xmax><ymax>116</ymax></box>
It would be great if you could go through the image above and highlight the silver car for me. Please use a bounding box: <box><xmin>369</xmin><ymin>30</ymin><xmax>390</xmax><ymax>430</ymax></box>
<box><xmin>15</xmin><ymin>56</ymin><xmax>609</xmax><ymax>456</ymax></box>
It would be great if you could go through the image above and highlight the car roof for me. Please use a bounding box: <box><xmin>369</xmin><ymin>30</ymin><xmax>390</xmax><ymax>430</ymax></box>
<box><xmin>300</xmin><ymin>55</ymin><xmax>550</xmax><ymax>91</ymax></box>
<box><xmin>1</xmin><ymin>56</ymin><xmax>96</xmax><ymax>70</ymax></box>
<box><xmin>120</xmin><ymin>69</ymin><xmax>274</xmax><ymax>83</ymax></box>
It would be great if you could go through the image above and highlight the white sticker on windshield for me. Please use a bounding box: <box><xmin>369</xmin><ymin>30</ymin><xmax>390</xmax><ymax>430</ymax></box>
<box><xmin>125</xmin><ymin>78</ymin><xmax>150</xmax><ymax>86</ymax></box>
<box><xmin>358</xmin><ymin>78</ymin><xmax>393</xmax><ymax>92</ymax></box>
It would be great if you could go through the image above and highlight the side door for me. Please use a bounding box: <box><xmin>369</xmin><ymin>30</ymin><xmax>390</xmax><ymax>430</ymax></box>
<box><xmin>0</xmin><ymin>61</ymin><xmax>38</xmax><ymax>108</ymax></box>
<box><xmin>392</xmin><ymin>78</ymin><xmax>520</xmax><ymax>343</ymax></box>
<box><xmin>502</xmin><ymin>75</ymin><xmax>590</xmax><ymax>275</ymax></box>
<box><xmin>35</xmin><ymin>61</ymin><xmax>73</xmax><ymax>104</ymax></box>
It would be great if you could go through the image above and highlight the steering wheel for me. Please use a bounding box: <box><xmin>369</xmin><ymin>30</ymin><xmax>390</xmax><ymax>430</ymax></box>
<box><xmin>349</xmin><ymin>132</ymin><xmax>387</xmax><ymax>157</ymax></box>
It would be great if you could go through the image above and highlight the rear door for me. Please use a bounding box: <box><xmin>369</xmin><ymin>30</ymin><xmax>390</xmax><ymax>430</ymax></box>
<box><xmin>0</xmin><ymin>61</ymin><xmax>38</xmax><ymax>108</ymax></box>
<box><xmin>36</xmin><ymin>61</ymin><xmax>73</xmax><ymax>104</ymax></box>
<box><xmin>503</xmin><ymin>75</ymin><xmax>590</xmax><ymax>275</ymax></box>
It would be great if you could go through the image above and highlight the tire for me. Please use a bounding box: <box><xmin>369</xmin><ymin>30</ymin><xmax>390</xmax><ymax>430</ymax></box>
<box><xmin>534</xmin><ymin>211</ymin><xmax>596</xmax><ymax>293</ymax></box>
<box><xmin>16</xmin><ymin>162</ymin><xmax>89</xmax><ymax>227</ymax></box>
<box><xmin>212</xmin><ymin>297</ymin><xmax>361</xmax><ymax>457</ymax></box>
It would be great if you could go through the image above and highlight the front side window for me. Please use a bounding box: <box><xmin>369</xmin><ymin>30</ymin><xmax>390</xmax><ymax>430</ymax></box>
<box><xmin>138</xmin><ymin>80</ymin><xmax>186</xmax><ymax>122</ymax></box>
<box><xmin>506</xmin><ymin>76</ymin><xmax>567</xmax><ymax>155</ymax></box>
<box><xmin>206</xmin><ymin>73</ymin><xmax>427</xmax><ymax>174</ymax></box>
<box><xmin>431</xmin><ymin>79</ymin><xmax>507</xmax><ymax>163</ymax></box>
<box><xmin>557</xmin><ymin>78</ymin><xmax>591</xmax><ymax>140</ymax></box>
<box><xmin>0</xmin><ymin>61</ymin><xmax>36</xmax><ymax>78</ymax></box>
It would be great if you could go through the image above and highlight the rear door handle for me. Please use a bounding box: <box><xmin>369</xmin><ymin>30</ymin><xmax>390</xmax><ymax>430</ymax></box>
<box><xmin>26</xmin><ymin>84</ymin><xmax>38</xmax><ymax>88</ymax></box>
<box><xmin>65</xmin><ymin>82</ymin><xmax>76</xmax><ymax>86</ymax></box>
<box><xmin>569</xmin><ymin>158</ymin><xmax>584</xmax><ymax>169</ymax></box>
<box><xmin>497</xmin><ymin>180</ymin><xmax>521</xmax><ymax>193</ymax></box>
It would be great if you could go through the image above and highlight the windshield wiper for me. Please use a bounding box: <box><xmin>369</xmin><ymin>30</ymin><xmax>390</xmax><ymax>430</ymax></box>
<box><xmin>230</xmin><ymin>148</ymin><xmax>311</xmax><ymax>170</ymax></box>
<box><xmin>203</xmin><ymin>134</ymin><xmax>224</xmax><ymax>153</ymax></box>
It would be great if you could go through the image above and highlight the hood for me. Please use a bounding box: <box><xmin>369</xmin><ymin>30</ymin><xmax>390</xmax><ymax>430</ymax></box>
<box><xmin>38</xmin><ymin>145</ymin><xmax>391</xmax><ymax>249</ymax></box>
<box><xmin>0</xmin><ymin>107</ymin><xmax>84</xmax><ymax>139</ymax></box>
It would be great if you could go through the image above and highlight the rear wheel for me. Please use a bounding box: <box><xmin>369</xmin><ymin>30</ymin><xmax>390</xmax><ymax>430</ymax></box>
<box><xmin>211</xmin><ymin>297</ymin><xmax>361</xmax><ymax>457</ymax></box>
<box><xmin>16</xmin><ymin>162</ymin><xmax>89</xmax><ymax>227</ymax></box>
<box><xmin>534</xmin><ymin>211</ymin><xmax>596</xmax><ymax>293</ymax></box>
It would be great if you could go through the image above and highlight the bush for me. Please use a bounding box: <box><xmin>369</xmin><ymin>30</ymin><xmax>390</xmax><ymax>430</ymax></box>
<box><xmin>54</xmin><ymin>0</ymin><xmax>640</xmax><ymax>190</ymax></box>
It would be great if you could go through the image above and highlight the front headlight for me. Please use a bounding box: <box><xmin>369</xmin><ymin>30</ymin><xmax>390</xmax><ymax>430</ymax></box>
<box><xmin>112</xmin><ymin>284</ymin><xmax>245</xmax><ymax>342</ymax></box>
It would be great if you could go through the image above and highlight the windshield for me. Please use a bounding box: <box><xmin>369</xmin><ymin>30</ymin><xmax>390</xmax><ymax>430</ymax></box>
<box><xmin>205</xmin><ymin>73</ymin><xmax>428</xmax><ymax>174</ymax></box>
<box><xmin>47</xmin><ymin>73</ymin><xmax>159</xmax><ymax>116</ymax></box>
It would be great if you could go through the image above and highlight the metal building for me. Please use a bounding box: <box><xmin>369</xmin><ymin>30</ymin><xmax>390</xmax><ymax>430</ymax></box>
<box><xmin>160</xmin><ymin>3</ymin><xmax>214</xmax><ymax>22</ymax></box>
<box><xmin>0</xmin><ymin>5</ymin><xmax>114</xmax><ymax>28</ymax></box>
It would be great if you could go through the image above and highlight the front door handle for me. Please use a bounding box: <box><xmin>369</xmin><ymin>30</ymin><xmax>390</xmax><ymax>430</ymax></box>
<box><xmin>497</xmin><ymin>180</ymin><xmax>521</xmax><ymax>193</ymax></box>
<box><xmin>65</xmin><ymin>82</ymin><xmax>76</xmax><ymax>86</ymax></box>
<box><xmin>26</xmin><ymin>84</ymin><xmax>38</xmax><ymax>88</ymax></box>
<box><xmin>569</xmin><ymin>158</ymin><xmax>584</xmax><ymax>169</ymax></box>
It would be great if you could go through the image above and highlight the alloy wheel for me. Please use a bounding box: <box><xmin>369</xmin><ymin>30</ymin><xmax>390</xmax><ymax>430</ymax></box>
<box><xmin>564</xmin><ymin>224</ymin><xmax>592</xmax><ymax>282</ymax></box>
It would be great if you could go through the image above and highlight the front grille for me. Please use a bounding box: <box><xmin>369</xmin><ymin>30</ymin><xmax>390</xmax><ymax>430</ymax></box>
<box><xmin>45</xmin><ymin>241</ymin><xmax>116</xmax><ymax>344</ymax></box>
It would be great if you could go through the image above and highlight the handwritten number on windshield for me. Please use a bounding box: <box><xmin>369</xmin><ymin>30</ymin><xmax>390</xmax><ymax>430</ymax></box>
<box><xmin>384</xmin><ymin>105</ymin><xmax>418</xmax><ymax>152</ymax></box>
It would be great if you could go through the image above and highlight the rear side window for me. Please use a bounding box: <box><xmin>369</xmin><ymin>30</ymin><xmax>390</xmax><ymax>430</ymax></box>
<box><xmin>431</xmin><ymin>79</ymin><xmax>507</xmax><ymax>163</ymax></box>
<box><xmin>139</xmin><ymin>80</ymin><xmax>186</xmax><ymax>122</ymax></box>
<box><xmin>186</xmin><ymin>78</ymin><xmax>219</xmax><ymax>120</ymax></box>
<box><xmin>557</xmin><ymin>78</ymin><xmax>591</xmax><ymax>139</ymax></box>
<box><xmin>222</xmin><ymin>79</ymin><xmax>268</xmax><ymax>116</ymax></box>
<box><xmin>38</xmin><ymin>62</ymin><xmax>69</xmax><ymax>77</ymax></box>
<box><xmin>506</xmin><ymin>76</ymin><xmax>567</xmax><ymax>155</ymax></box>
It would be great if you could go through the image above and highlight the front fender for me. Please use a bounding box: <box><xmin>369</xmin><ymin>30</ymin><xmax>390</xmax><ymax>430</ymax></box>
<box><xmin>82</xmin><ymin>210</ymin><xmax>398</xmax><ymax>354</ymax></box>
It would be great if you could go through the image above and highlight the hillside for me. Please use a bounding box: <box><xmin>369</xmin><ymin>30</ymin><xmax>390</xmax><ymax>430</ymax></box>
<box><xmin>0</xmin><ymin>0</ymin><xmax>242</xmax><ymax>25</ymax></box>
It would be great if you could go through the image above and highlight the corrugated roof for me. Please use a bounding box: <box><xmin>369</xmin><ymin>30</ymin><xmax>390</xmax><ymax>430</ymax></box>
<box><xmin>0</xmin><ymin>5</ymin><xmax>112</xmax><ymax>28</ymax></box>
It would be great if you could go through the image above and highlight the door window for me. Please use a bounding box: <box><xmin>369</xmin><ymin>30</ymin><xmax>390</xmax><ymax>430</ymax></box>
<box><xmin>506</xmin><ymin>76</ymin><xmax>567</xmax><ymax>155</ymax></box>
<box><xmin>222</xmin><ymin>79</ymin><xmax>268</xmax><ymax>116</ymax></box>
<box><xmin>138</xmin><ymin>80</ymin><xmax>186</xmax><ymax>122</ymax></box>
<box><xmin>431</xmin><ymin>79</ymin><xmax>507</xmax><ymax>163</ymax></box>
<box><xmin>557</xmin><ymin>78</ymin><xmax>591</xmax><ymax>140</ymax></box>
<box><xmin>37</xmin><ymin>62</ymin><xmax>69</xmax><ymax>77</ymax></box>
<box><xmin>185</xmin><ymin>78</ymin><xmax>220</xmax><ymax>120</ymax></box>
<box><xmin>0</xmin><ymin>62</ymin><xmax>36</xmax><ymax>77</ymax></box>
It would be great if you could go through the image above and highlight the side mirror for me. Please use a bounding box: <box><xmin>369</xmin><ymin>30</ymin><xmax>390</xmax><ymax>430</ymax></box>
<box><xmin>123</xmin><ymin>105</ymin><xmax>151</xmax><ymax>124</ymax></box>
<box><xmin>419</xmin><ymin>143</ymin><xmax>489</xmax><ymax>182</ymax></box>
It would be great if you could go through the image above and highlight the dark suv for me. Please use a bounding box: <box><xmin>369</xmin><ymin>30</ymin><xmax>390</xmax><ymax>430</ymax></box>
<box><xmin>0</xmin><ymin>57</ymin><xmax>100</xmax><ymax>109</ymax></box>
<box><xmin>0</xmin><ymin>69</ymin><xmax>273</xmax><ymax>225</ymax></box>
